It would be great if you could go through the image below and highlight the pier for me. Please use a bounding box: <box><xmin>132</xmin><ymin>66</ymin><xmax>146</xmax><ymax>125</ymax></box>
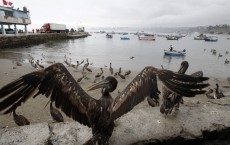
<box><xmin>0</xmin><ymin>32</ymin><xmax>89</xmax><ymax>49</ymax></box>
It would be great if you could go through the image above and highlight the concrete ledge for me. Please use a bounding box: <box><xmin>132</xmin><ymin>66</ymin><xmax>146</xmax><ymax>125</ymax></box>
<box><xmin>0</xmin><ymin>100</ymin><xmax>230</xmax><ymax>145</ymax></box>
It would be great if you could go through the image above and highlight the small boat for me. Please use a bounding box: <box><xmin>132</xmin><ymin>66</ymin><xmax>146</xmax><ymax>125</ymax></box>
<box><xmin>164</xmin><ymin>50</ymin><xmax>186</xmax><ymax>56</ymax></box>
<box><xmin>166</xmin><ymin>36</ymin><xmax>179</xmax><ymax>40</ymax></box>
<box><xmin>194</xmin><ymin>33</ymin><xmax>206</xmax><ymax>40</ymax></box>
<box><xmin>138</xmin><ymin>35</ymin><xmax>156</xmax><ymax>40</ymax></box>
<box><xmin>204</xmin><ymin>36</ymin><xmax>218</xmax><ymax>42</ymax></box>
<box><xmin>121</xmin><ymin>37</ymin><xmax>130</xmax><ymax>40</ymax></box>
<box><xmin>106</xmin><ymin>33</ymin><xmax>113</xmax><ymax>38</ymax></box>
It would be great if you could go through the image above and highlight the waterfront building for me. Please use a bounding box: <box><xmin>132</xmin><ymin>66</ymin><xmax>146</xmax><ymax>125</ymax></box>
<box><xmin>0</xmin><ymin>5</ymin><xmax>31</xmax><ymax>35</ymax></box>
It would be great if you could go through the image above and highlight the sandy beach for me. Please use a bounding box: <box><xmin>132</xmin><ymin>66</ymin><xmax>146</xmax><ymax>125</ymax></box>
<box><xmin>0</xmin><ymin>58</ymin><xmax>230</xmax><ymax>129</ymax></box>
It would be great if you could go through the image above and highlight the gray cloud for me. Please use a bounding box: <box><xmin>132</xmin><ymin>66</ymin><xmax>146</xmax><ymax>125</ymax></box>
<box><xmin>12</xmin><ymin>0</ymin><xmax>230</xmax><ymax>29</ymax></box>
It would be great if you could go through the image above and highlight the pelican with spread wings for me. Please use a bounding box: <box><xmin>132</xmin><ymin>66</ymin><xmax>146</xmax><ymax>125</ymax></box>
<box><xmin>0</xmin><ymin>63</ymin><xmax>209</xmax><ymax>145</ymax></box>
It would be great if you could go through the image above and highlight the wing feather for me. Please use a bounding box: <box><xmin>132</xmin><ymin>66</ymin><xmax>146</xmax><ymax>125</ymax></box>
<box><xmin>109</xmin><ymin>67</ymin><xmax>159</xmax><ymax>121</ymax></box>
<box><xmin>0</xmin><ymin>63</ymin><xmax>95</xmax><ymax>127</ymax></box>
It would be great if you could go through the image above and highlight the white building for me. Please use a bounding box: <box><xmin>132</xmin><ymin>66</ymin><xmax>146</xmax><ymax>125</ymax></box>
<box><xmin>0</xmin><ymin>6</ymin><xmax>31</xmax><ymax>35</ymax></box>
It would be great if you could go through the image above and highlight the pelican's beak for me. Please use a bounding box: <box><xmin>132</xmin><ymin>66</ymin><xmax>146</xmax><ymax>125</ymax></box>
<box><xmin>87</xmin><ymin>79</ymin><xmax>109</xmax><ymax>91</ymax></box>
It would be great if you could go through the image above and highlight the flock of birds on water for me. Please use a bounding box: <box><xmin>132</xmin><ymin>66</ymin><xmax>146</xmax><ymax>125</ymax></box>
<box><xmin>0</xmin><ymin>52</ymin><xmax>229</xmax><ymax>145</ymax></box>
<box><xmin>204</xmin><ymin>48</ymin><xmax>229</xmax><ymax>64</ymax></box>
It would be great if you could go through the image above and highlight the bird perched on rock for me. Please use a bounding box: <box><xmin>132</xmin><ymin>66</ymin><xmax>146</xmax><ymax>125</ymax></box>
<box><xmin>214</xmin><ymin>83</ymin><xmax>225</xmax><ymax>99</ymax></box>
<box><xmin>0</xmin><ymin>63</ymin><xmax>209</xmax><ymax>144</ymax></box>
<box><xmin>12</xmin><ymin>109</ymin><xmax>30</xmax><ymax>126</ymax></box>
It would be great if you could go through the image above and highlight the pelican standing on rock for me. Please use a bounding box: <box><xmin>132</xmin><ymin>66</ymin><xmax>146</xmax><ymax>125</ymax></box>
<box><xmin>0</xmin><ymin>63</ymin><xmax>209</xmax><ymax>144</ymax></box>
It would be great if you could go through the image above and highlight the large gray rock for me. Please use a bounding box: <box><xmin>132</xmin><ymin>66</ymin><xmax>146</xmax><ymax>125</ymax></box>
<box><xmin>49</xmin><ymin>122</ymin><xmax>91</xmax><ymax>145</ymax></box>
<box><xmin>0</xmin><ymin>123</ymin><xmax>50</xmax><ymax>145</ymax></box>
<box><xmin>0</xmin><ymin>100</ymin><xmax>230</xmax><ymax>145</ymax></box>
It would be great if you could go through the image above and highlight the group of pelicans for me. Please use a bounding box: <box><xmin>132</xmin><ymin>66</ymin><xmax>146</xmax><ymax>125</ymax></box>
<box><xmin>207</xmin><ymin>48</ymin><xmax>229</xmax><ymax>64</ymax></box>
<box><xmin>63</xmin><ymin>57</ymin><xmax>132</xmax><ymax>83</ymax></box>
<box><xmin>0</xmin><ymin>58</ymin><xmax>227</xmax><ymax>145</ymax></box>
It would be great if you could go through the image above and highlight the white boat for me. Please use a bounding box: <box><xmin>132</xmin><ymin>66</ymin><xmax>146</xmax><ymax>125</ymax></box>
<box><xmin>138</xmin><ymin>35</ymin><xmax>156</xmax><ymax>40</ymax></box>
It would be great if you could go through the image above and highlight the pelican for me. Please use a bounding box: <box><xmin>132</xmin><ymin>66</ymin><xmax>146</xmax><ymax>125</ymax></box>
<box><xmin>130</xmin><ymin>56</ymin><xmax>134</xmax><ymax>60</ymax></box>
<box><xmin>205</xmin><ymin>88</ymin><xmax>214</xmax><ymax>99</ymax></box>
<box><xmin>95</xmin><ymin>68</ymin><xmax>103</xmax><ymax>78</ymax></box>
<box><xmin>109</xmin><ymin>62</ymin><xmax>113</xmax><ymax>74</ymax></box>
<box><xmin>77</xmin><ymin>72</ymin><xmax>84</xmax><ymax>82</ymax></box>
<box><xmin>124</xmin><ymin>70</ymin><xmax>131</xmax><ymax>76</ymax></box>
<box><xmin>0</xmin><ymin>63</ymin><xmax>209</xmax><ymax>144</ymax></box>
<box><xmin>36</xmin><ymin>60</ymin><xmax>45</xmax><ymax>69</ymax></box>
<box><xmin>214</xmin><ymin>83</ymin><xmax>225</xmax><ymax>99</ymax></box>
<box><xmin>118</xmin><ymin>73</ymin><xmax>126</xmax><ymax>80</ymax></box>
<box><xmin>16</xmin><ymin>62</ymin><xmax>22</xmax><ymax>66</ymax></box>
<box><xmin>50</xmin><ymin>102</ymin><xmax>64</xmax><ymax>122</ymax></box>
<box><xmin>13</xmin><ymin>109</ymin><xmax>30</xmax><ymax>126</ymax></box>
<box><xmin>160</xmin><ymin>61</ymin><xmax>205</xmax><ymax>115</ymax></box>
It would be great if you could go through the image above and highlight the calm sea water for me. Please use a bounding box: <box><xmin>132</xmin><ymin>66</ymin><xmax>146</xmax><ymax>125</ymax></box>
<box><xmin>0</xmin><ymin>32</ymin><xmax>230</xmax><ymax>78</ymax></box>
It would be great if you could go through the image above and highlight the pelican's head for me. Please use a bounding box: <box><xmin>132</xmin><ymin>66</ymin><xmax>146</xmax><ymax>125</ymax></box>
<box><xmin>88</xmin><ymin>76</ymin><xmax>118</xmax><ymax>93</ymax></box>
<box><xmin>178</xmin><ymin>61</ymin><xmax>189</xmax><ymax>74</ymax></box>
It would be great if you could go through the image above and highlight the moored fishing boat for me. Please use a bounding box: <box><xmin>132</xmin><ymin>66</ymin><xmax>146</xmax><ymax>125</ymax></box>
<box><xmin>166</xmin><ymin>36</ymin><xmax>179</xmax><ymax>40</ymax></box>
<box><xmin>121</xmin><ymin>37</ymin><xmax>130</xmax><ymax>40</ymax></box>
<box><xmin>106</xmin><ymin>33</ymin><xmax>113</xmax><ymax>38</ymax></box>
<box><xmin>138</xmin><ymin>34</ymin><xmax>156</xmax><ymax>40</ymax></box>
<box><xmin>204</xmin><ymin>36</ymin><xmax>218</xmax><ymax>42</ymax></box>
<box><xmin>164</xmin><ymin>50</ymin><xmax>186</xmax><ymax>56</ymax></box>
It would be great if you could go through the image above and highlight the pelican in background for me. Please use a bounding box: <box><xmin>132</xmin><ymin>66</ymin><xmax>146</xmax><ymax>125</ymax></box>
<box><xmin>109</xmin><ymin>62</ymin><xmax>113</xmax><ymax>74</ymax></box>
<box><xmin>50</xmin><ymin>102</ymin><xmax>64</xmax><ymax>122</ymax></box>
<box><xmin>13</xmin><ymin>109</ymin><xmax>30</xmax><ymax>126</ymax></box>
<box><xmin>124</xmin><ymin>70</ymin><xmax>131</xmax><ymax>76</ymax></box>
<box><xmin>0</xmin><ymin>63</ymin><xmax>209</xmax><ymax>144</ymax></box>
<box><xmin>205</xmin><ymin>88</ymin><xmax>214</xmax><ymax>99</ymax></box>
<box><xmin>214</xmin><ymin>83</ymin><xmax>225</xmax><ymax>99</ymax></box>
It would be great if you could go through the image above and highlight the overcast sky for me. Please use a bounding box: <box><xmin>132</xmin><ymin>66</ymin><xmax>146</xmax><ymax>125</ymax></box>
<box><xmin>5</xmin><ymin>0</ymin><xmax>230</xmax><ymax>29</ymax></box>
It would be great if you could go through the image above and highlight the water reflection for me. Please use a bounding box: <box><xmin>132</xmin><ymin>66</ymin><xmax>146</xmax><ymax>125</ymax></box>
<box><xmin>163</xmin><ymin>55</ymin><xmax>185</xmax><ymax>64</ymax></box>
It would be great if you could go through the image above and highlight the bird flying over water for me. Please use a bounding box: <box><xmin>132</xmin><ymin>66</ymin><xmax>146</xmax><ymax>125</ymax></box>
<box><xmin>0</xmin><ymin>63</ymin><xmax>209</xmax><ymax>144</ymax></box>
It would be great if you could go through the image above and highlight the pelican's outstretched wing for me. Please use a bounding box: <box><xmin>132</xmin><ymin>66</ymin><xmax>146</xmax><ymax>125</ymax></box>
<box><xmin>109</xmin><ymin>66</ymin><xmax>209</xmax><ymax>121</ymax></box>
<box><xmin>0</xmin><ymin>63</ymin><xmax>96</xmax><ymax>127</ymax></box>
